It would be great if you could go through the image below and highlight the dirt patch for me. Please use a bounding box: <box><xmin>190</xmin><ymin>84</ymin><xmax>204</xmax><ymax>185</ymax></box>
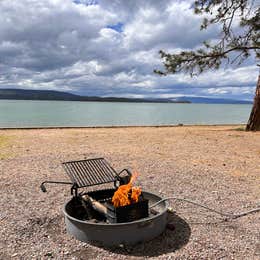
<box><xmin>0</xmin><ymin>125</ymin><xmax>259</xmax><ymax>259</ymax></box>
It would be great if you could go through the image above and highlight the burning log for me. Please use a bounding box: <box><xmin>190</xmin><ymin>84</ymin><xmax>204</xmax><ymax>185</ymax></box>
<box><xmin>112</xmin><ymin>172</ymin><xmax>142</xmax><ymax>207</ymax></box>
<box><xmin>81</xmin><ymin>194</ymin><xmax>117</xmax><ymax>223</ymax></box>
<box><xmin>80</xmin><ymin>172</ymin><xmax>147</xmax><ymax>223</ymax></box>
<box><xmin>81</xmin><ymin>190</ymin><xmax>148</xmax><ymax>223</ymax></box>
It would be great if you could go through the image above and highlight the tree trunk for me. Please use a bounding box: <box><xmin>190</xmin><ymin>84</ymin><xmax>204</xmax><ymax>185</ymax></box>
<box><xmin>246</xmin><ymin>74</ymin><xmax>260</xmax><ymax>131</ymax></box>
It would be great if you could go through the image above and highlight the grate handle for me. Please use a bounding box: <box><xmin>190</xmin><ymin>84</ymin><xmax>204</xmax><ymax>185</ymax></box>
<box><xmin>114</xmin><ymin>169</ymin><xmax>132</xmax><ymax>187</ymax></box>
<box><xmin>40</xmin><ymin>181</ymin><xmax>73</xmax><ymax>192</ymax></box>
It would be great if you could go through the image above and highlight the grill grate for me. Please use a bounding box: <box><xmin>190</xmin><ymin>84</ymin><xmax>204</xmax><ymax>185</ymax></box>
<box><xmin>40</xmin><ymin>157</ymin><xmax>132</xmax><ymax>196</ymax></box>
<box><xmin>62</xmin><ymin>158</ymin><xmax>118</xmax><ymax>188</ymax></box>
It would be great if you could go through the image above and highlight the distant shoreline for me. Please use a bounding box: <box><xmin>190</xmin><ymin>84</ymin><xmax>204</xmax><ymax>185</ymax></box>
<box><xmin>0</xmin><ymin>98</ymin><xmax>189</xmax><ymax>104</ymax></box>
<box><xmin>0</xmin><ymin>98</ymin><xmax>253</xmax><ymax>105</ymax></box>
<box><xmin>0</xmin><ymin>89</ymin><xmax>189</xmax><ymax>104</ymax></box>
<box><xmin>0</xmin><ymin>88</ymin><xmax>252</xmax><ymax>104</ymax></box>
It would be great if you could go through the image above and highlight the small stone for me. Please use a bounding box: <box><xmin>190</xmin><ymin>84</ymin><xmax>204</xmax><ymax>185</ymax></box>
<box><xmin>44</xmin><ymin>252</ymin><xmax>54</xmax><ymax>258</ymax></box>
<box><xmin>167</xmin><ymin>207</ymin><xmax>175</xmax><ymax>213</ymax></box>
<box><xmin>167</xmin><ymin>222</ymin><xmax>175</xmax><ymax>230</ymax></box>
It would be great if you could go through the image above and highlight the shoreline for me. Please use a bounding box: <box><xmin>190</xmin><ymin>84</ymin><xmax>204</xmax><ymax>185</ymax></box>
<box><xmin>0</xmin><ymin>123</ymin><xmax>246</xmax><ymax>130</ymax></box>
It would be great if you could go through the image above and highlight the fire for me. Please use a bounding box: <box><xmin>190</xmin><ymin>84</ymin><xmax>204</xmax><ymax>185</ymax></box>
<box><xmin>112</xmin><ymin>172</ymin><xmax>142</xmax><ymax>207</ymax></box>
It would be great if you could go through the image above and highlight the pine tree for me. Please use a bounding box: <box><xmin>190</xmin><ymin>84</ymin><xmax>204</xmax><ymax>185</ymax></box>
<box><xmin>155</xmin><ymin>0</ymin><xmax>260</xmax><ymax>130</ymax></box>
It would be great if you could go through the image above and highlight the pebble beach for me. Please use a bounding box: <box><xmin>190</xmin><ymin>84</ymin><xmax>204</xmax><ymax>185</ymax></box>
<box><xmin>0</xmin><ymin>125</ymin><xmax>259</xmax><ymax>259</ymax></box>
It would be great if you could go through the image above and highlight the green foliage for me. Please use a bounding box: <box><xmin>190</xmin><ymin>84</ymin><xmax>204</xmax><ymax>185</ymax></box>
<box><xmin>234</xmin><ymin>126</ymin><xmax>246</xmax><ymax>131</ymax></box>
<box><xmin>0</xmin><ymin>135</ymin><xmax>13</xmax><ymax>160</ymax></box>
<box><xmin>0</xmin><ymin>135</ymin><xmax>9</xmax><ymax>146</ymax></box>
<box><xmin>155</xmin><ymin>0</ymin><xmax>260</xmax><ymax>76</ymax></box>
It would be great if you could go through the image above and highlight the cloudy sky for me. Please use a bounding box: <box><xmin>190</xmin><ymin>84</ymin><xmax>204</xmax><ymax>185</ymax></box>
<box><xmin>0</xmin><ymin>0</ymin><xmax>259</xmax><ymax>100</ymax></box>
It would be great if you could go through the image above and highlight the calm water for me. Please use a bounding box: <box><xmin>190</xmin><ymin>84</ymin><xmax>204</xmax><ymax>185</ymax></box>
<box><xmin>0</xmin><ymin>100</ymin><xmax>252</xmax><ymax>128</ymax></box>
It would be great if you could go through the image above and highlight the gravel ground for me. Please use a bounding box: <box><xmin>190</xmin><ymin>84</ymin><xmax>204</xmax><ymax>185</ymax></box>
<box><xmin>0</xmin><ymin>125</ymin><xmax>259</xmax><ymax>259</ymax></box>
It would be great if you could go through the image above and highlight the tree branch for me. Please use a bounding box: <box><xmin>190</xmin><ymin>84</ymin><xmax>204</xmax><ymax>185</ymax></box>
<box><xmin>156</xmin><ymin>1</ymin><xmax>260</xmax><ymax>76</ymax></box>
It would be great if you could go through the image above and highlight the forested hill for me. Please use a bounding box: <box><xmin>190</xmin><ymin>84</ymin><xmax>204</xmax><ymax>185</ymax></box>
<box><xmin>0</xmin><ymin>89</ymin><xmax>252</xmax><ymax>104</ymax></box>
<box><xmin>0</xmin><ymin>89</ymin><xmax>190</xmax><ymax>103</ymax></box>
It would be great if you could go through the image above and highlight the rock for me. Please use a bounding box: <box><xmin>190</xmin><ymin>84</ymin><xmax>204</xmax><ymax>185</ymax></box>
<box><xmin>166</xmin><ymin>222</ymin><xmax>175</xmax><ymax>230</ymax></box>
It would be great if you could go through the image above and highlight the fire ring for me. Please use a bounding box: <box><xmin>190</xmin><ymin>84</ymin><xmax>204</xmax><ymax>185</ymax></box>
<box><xmin>63</xmin><ymin>190</ymin><xmax>168</xmax><ymax>246</ymax></box>
<box><xmin>41</xmin><ymin>158</ymin><xmax>169</xmax><ymax>246</ymax></box>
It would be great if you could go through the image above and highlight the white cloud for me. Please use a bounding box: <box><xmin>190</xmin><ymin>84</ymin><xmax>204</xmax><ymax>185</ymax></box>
<box><xmin>187</xmin><ymin>66</ymin><xmax>259</xmax><ymax>87</ymax></box>
<box><xmin>0</xmin><ymin>0</ymin><xmax>258</xmax><ymax>100</ymax></box>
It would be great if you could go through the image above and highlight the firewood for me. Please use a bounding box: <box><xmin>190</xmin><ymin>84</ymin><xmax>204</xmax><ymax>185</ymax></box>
<box><xmin>81</xmin><ymin>194</ymin><xmax>108</xmax><ymax>216</ymax></box>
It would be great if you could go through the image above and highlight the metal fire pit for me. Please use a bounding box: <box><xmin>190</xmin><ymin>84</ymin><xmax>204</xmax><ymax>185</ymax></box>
<box><xmin>41</xmin><ymin>158</ymin><xmax>168</xmax><ymax>246</ymax></box>
<box><xmin>63</xmin><ymin>190</ymin><xmax>168</xmax><ymax>246</ymax></box>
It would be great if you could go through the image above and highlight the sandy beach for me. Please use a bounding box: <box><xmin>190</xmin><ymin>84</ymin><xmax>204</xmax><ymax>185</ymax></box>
<box><xmin>0</xmin><ymin>125</ymin><xmax>259</xmax><ymax>259</ymax></box>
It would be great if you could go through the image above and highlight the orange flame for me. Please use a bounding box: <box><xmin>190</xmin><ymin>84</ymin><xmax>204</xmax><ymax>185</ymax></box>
<box><xmin>112</xmin><ymin>172</ymin><xmax>142</xmax><ymax>208</ymax></box>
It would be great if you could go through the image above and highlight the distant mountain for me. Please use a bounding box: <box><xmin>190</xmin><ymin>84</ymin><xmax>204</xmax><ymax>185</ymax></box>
<box><xmin>0</xmin><ymin>89</ymin><xmax>252</xmax><ymax>104</ymax></box>
<box><xmin>0</xmin><ymin>89</ymin><xmax>81</xmax><ymax>101</ymax></box>
<box><xmin>0</xmin><ymin>89</ymin><xmax>190</xmax><ymax>103</ymax></box>
<box><xmin>174</xmin><ymin>96</ymin><xmax>252</xmax><ymax>104</ymax></box>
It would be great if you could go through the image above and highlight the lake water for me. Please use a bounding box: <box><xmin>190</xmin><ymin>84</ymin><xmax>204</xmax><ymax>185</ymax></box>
<box><xmin>0</xmin><ymin>100</ymin><xmax>252</xmax><ymax>128</ymax></box>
